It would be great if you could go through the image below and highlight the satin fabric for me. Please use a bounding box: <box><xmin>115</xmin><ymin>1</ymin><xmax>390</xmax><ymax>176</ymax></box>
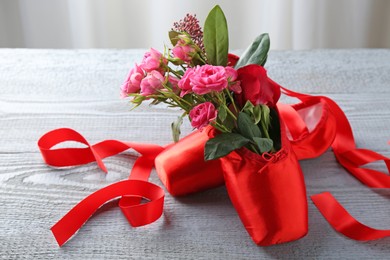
<box><xmin>280</xmin><ymin>87</ymin><xmax>390</xmax><ymax>188</ymax></box>
<box><xmin>37</xmin><ymin>87</ymin><xmax>390</xmax><ymax>246</ymax></box>
<box><xmin>281</xmin><ymin>87</ymin><xmax>390</xmax><ymax>241</ymax></box>
<box><xmin>311</xmin><ymin>192</ymin><xmax>390</xmax><ymax>241</ymax></box>
<box><xmin>218</xmin><ymin>115</ymin><xmax>308</xmax><ymax>246</ymax></box>
<box><xmin>37</xmin><ymin>53</ymin><xmax>390</xmax><ymax>246</ymax></box>
<box><xmin>278</xmin><ymin>97</ymin><xmax>337</xmax><ymax>160</ymax></box>
<box><xmin>154</xmin><ymin>97</ymin><xmax>339</xmax><ymax>198</ymax></box>
<box><xmin>155</xmin><ymin>126</ymin><xmax>224</xmax><ymax>196</ymax></box>
<box><xmin>38</xmin><ymin>128</ymin><xmax>165</xmax><ymax>246</ymax></box>
<box><xmin>51</xmin><ymin>179</ymin><xmax>164</xmax><ymax>247</ymax></box>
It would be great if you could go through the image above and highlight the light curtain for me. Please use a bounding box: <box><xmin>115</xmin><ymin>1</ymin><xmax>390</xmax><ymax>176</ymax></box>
<box><xmin>0</xmin><ymin>0</ymin><xmax>389</xmax><ymax>49</ymax></box>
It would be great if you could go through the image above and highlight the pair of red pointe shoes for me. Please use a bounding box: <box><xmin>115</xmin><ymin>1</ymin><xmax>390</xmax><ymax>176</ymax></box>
<box><xmin>155</xmin><ymin>95</ymin><xmax>337</xmax><ymax>245</ymax></box>
<box><xmin>155</xmin><ymin>96</ymin><xmax>336</xmax><ymax>195</ymax></box>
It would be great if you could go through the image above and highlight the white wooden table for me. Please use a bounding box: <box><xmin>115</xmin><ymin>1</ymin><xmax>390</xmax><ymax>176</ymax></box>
<box><xmin>1</xmin><ymin>49</ymin><xmax>389</xmax><ymax>259</ymax></box>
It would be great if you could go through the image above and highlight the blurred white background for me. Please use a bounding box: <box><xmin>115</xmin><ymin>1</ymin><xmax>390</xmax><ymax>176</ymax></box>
<box><xmin>0</xmin><ymin>0</ymin><xmax>389</xmax><ymax>50</ymax></box>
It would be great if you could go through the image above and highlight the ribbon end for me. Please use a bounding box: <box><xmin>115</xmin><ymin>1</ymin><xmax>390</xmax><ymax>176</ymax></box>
<box><xmin>101</xmin><ymin>165</ymin><xmax>108</xmax><ymax>173</ymax></box>
<box><xmin>51</xmin><ymin>225</ymin><xmax>68</xmax><ymax>247</ymax></box>
<box><xmin>96</xmin><ymin>159</ymin><xmax>108</xmax><ymax>173</ymax></box>
<box><xmin>92</xmin><ymin>152</ymin><xmax>108</xmax><ymax>173</ymax></box>
<box><xmin>310</xmin><ymin>191</ymin><xmax>331</xmax><ymax>202</ymax></box>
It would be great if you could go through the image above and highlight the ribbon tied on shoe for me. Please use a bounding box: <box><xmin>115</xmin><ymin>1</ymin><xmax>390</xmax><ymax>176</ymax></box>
<box><xmin>38</xmin><ymin>128</ymin><xmax>165</xmax><ymax>246</ymax></box>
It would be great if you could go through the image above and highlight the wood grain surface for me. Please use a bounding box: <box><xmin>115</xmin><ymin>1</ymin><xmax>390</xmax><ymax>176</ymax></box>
<box><xmin>0</xmin><ymin>49</ymin><xmax>389</xmax><ymax>259</ymax></box>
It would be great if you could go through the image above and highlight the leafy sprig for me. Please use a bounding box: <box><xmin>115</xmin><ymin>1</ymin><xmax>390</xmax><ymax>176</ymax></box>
<box><xmin>202</xmin><ymin>6</ymin><xmax>274</xmax><ymax>160</ymax></box>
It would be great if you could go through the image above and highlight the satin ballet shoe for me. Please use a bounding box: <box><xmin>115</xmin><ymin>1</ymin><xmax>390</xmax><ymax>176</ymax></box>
<box><xmin>155</xmin><ymin>126</ymin><xmax>225</xmax><ymax>196</ymax></box>
<box><xmin>217</xmin><ymin>109</ymin><xmax>308</xmax><ymax>246</ymax></box>
<box><xmin>278</xmin><ymin>97</ymin><xmax>337</xmax><ymax>160</ymax></box>
<box><xmin>155</xmin><ymin>97</ymin><xmax>336</xmax><ymax>197</ymax></box>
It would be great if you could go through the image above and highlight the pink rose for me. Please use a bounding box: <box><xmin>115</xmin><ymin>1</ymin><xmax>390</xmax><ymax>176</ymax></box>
<box><xmin>225</xmin><ymin>66</ymin><xmax>241</xmax><ymax>93</ymax></box>
<box><xmin>120</xmin><ymin>63</ymin><xmax>144</xmax><ymax>97</ymax></box>
<box><xmin>178</xmin><ymin>65</ymin><xmax>240</xmax><ymax>96</ymax></box>
<box><xmin>172</xmin><ymin>40</ymin><xmax>195</xmax><ymax>62</ymax></box>
<box><xmin>189</xmin><ymin>65</ymin><xmax>228</xmax><ymax>95</ymax></box>
<box><xmin>236</xmin><ymin>64</ymin><xmax>281</xmax><ymax>107</ymax></box>
<box><xmin>140</xmin><ymin>70</ymin><xmax>165</xmax><ymax>96</ymax></box>
<box><xmin>178</xmin><ymin>68</ymin><xmax>195</xmax><ymax>97</ymax></box>
<box><xmin>225</xmin><ymin>66</ymin><xmax>238</xmax><ymax>81</ymax></box>
<box><xmin>140</xmin><ymin>48</ymin><xmax>167</xmax><ymax>72</ymax></box>
<box><xmin>189</xmin><ymin>102</ymin><xmax>218</xmax><ymax>130</ymax></box>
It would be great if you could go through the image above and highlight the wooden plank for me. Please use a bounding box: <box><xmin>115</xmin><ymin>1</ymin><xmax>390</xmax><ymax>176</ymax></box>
<box><xmin>1</xmin><ymin>49</ymin><xmax>390</xmax><ymax>259</ymax></box>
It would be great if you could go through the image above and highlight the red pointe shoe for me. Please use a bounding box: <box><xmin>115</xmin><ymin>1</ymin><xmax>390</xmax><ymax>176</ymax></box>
<box><xmin>155</xmin><ymin>126</ymin><xmax>224</xmax><ymax>196</ymax></box>
<box><xmin>218</xmin><ymin>110</ymin><xmax>308</xmax><ymax>246</ymax></box>
<box><xmin>278</xmin><ymin>97</ymin><xmax>337</xmax><ymax>160</ymax></box>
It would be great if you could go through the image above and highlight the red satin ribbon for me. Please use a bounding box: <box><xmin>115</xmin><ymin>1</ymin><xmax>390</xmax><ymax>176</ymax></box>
<box><xmin>280</xmin><ymin>87</ymin><xmax>390</xmax><ymax>240</ymax></box>
<box><xmin>51</xmin><ymin>179</ymin><xmax>164</xmax><ymax>246</ymax></box>
<box><xmin>280</xmin><ymin>87</ymin><xmax>390</xmax><ymax>187</ymax></box>
<box><xmin>38</xmin><ymin>86</ymin><xmax>390</xmax><ymax>246</ymax></box>
<box><xmin>38</xmin><ymin>128</ymin><xmax>165</xmax><ymax>246</ymax></box>
<box><xmin>311</xmin><ymin>192</ymin><xmax>390</xmax><ymax>241</ymax></box>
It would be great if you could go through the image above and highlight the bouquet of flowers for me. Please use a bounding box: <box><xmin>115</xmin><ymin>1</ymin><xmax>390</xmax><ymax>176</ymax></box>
<box><xmin>121</xmin><ymin>5</ymin><xmax>281</xmax><ymax>161</ymax></box>
<box><xmin>121</xmin><ymin>5</ymin><xmax>308</xmax><ymax>246</ymax></box>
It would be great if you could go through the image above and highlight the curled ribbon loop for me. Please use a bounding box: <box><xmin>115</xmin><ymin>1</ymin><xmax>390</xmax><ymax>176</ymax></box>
<box><xmin>38</xmin><ymin>128</ymin><xmax>108</xmax><ymax>171</ymax></box>
<box><xmin>38</xmin><ymin>128</ymin><xmax>165</xmax><ymax>246</ymax></box>
<box><xmin>51</xmin><ymin>180</ymin><xmax>164</xmax><ymax>247</ymax></box>
<box><xmin>280</xmin><ymin>87</ymin><xmax>390</xmax><ymax>187</ymax></box>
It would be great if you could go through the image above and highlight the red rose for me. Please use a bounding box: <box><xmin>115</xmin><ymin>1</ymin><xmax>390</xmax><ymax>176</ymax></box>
<box><xmin>235</xmin><ymin>64</ymin><xmax>281</xmax><ymax>107</ymax></box>
<box><xmin>227</xmin><ymin>53</ymin><xmax>239</xmax><ymax>67</ymax></box>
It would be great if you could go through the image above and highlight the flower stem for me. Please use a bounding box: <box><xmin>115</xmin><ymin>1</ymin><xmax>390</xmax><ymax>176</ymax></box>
<box><xmin>168</xmin><ymin>67</ymin><xmax>182</xmax><ymax>78</ymax></box>
<box><xmin>172</xmin><ymin>93</ymin><xmax>192</xmax><ymax>108</ymax></box>
<box><xmin>225</xmin><ymin>106</ymin><xmax>237</xmax><ymax>121</ymax></box>
<box><xmin>211</xmin><ymin>122</ymin><xmax>231</xmax><ymax>133</ymax></box>
<box><xmin>210</xmin><ymin>122</ymin><xmax>225</xmax><ymax>133</ymax></box>
<box><xmin>225</xmin><ymin>89</ymin><xmax>238</xmax><ymax>114</ymax></box>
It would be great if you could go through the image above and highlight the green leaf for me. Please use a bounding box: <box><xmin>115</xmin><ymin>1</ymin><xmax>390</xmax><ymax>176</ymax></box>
<box><xmin>169</xmin><ymin>31</ymin><xmax>180</xmax><ymax>46</ymax></box>
<box><xmin>237</xmin><ymin>112</ymin><xmax>261</xmax><ymax>139</ymax></box>
<box><xmin>252</xmin><ymin>105</ymin><xmax>262</xmax><ymax>125</ymax></box>
<box><xmin>217</xmin><ymin>105</ymin><xmax>227</xmax><ymax>122</ymax></box>
<box><xmin>203</xmin><ymin>5</ymin><xmax>229</xmax><ymax>66</ymax></box>
<box><xmin>169</xmin><ymin>57</ymin><xmax>185</xmax><ymax>66</ymax></box>
<box><xmin>131</xmin><ymin>94</ymin><xmax>147</xmax><ymax>105</ymax></box>
<box><xmin>253</xmin><ymin>137</ymin><xmax>273</xmax><ymax>153</ymax></box>
<box><xmin>242</xmin><ymin>100</ymin><xmax>254</xmax><ymax>114</ymax></box>
<box><xmin>150</xmin><ymin>99</ymin><xmax>162</xmax><ymax>105</ymax></box>
<box><xmin>171</xmin><ymin>115</ymin><xmax>184</xmax><ymax>142</ymax></box>
<box><xmin>242</xmin><ymin>101</ymin><xmax>261</xmax><ymax>125</ymax></box>
<box><xmin>183</xmin><ymin>93</ymin><xmax>194</xmax><ymax>103</ymax></box>
<box><xmin>260</xmin><ymin>105</ymin><xmax>271</xmax><ymax>130</ymax></box>
<box><xmin>204</xmin><ymin>133</ymin><xmax>250</xmax><ymax>160</ymax></box>
<box><xmin>235</xmin><ymin>33</ymin><xmax>270</xmax><ymax>69</ymax></box>
<box><xmin>223</xmin><ymin>116</ymin><xmax>235</xmax><ymax>131</ymax></box>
